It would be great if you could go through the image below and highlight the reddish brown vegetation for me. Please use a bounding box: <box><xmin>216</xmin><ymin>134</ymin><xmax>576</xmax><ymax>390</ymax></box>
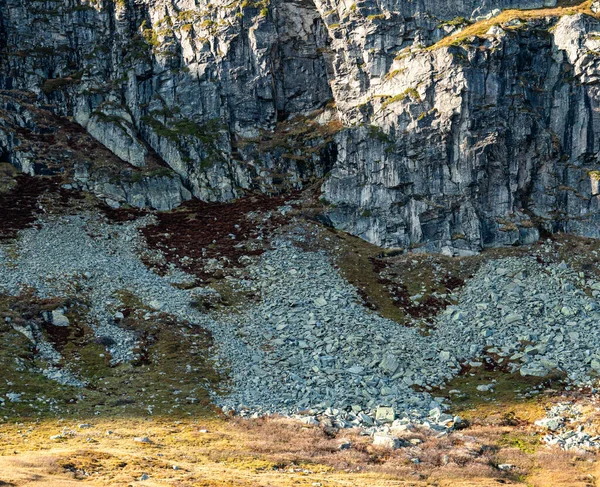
<box><xmin>141</xmin><ymin>194</ymin><xmax>292</xmax><ymax>280</ymax></box>
<box><xmin>0</xmin><ymin>175</ymin><xmax>62</xmax><ymax>240</ymax></box>
<box><xmin>370</xmin><ymin>257</ymin><xmax>454</xmax><ymax>319</ymax></box>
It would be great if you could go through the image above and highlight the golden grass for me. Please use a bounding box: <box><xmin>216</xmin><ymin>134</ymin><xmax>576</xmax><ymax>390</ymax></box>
<box><xmin>0</xmin><ymin>409</ymin><xmax>597</xmax><ymax>487</ymax></box>
<box><xmin>431</xmin><ymin>0</ymin><xmax>595</xmax><ymax>50</ymax></box>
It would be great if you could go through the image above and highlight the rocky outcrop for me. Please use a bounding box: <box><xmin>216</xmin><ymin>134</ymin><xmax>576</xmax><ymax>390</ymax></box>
<box><xmin>324</xmin><ymin>10</ymin><xmax>600</xmax><ymax>253</ymax></box>
<box><xmin>3</xmin><ymin>0</ymin><xmax>600</xmax><ymax>250</ymax></box>
<box><xmin>0</xmin><ymin>91</ymin><xmax>191</xmax><ymax>210</ymax></box>
<box><xmin>0</xmin><ymin>0</ymin><xmax>335</xmax><ymax>201</ymax></box>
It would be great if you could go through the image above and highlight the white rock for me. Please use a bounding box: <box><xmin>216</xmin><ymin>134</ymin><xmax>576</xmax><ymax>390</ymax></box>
<box><xmin>373</xmin><ymin>433</ymin><xmax>402</xmax><ymax>449</ymax></box>
<box><xmin>375</xmin><ymin>406</ymin><xmax>395</xmax><ymax>423</ymax></box>
<box><xmin>51</xmin><ymin>309</ymin><xmax>70</xmax><ymax>327</ymax></box>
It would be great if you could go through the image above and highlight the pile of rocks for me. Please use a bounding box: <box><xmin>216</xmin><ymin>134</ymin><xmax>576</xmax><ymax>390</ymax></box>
<box><xmin>2</xmin><ymin>213</ymin><xmax>600</xmax><ymax>430</ymax></box>
<box><xmin>536</xmin><ymin>403</ymin><xmax>600</xmax><ymax>451</ymax></box>
<box><xmin>433</xmin><ymin>256</ymin><xmax>600</xmax><ymax>385</ymax></box>
<box><xmin>216</xmin><ymin>240</ymin><xmax>600</xmax><ymax>420</ymax></box>
<box><xmin>215</xmin><ymin>239</ymin><xmax>448</xmax><ymax>417</ymax></box>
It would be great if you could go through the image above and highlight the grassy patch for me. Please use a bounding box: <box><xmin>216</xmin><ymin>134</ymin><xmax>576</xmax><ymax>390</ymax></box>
<box><xmin>0</xmin><ymin>289</ymin><xmax>223</xmax><ymax>420</ymax></box>
<box><xmin>380</xmin><ymin>87</ymin><xmax>421</xmax><ymax>110</ymax></box>
<box><xmin>0</xmin><ymin>413</ymin><xmax>598</xmax><ymax>486</ymax></box>
<box><xmin>441</xmin><ymin>367</ymin><xmax>565</xmax><ymax>425</ymax></box>
<box><xmin>430</xmin><ymin>1</ymin><xmax>595</xmax><ymax>50</ymax></box>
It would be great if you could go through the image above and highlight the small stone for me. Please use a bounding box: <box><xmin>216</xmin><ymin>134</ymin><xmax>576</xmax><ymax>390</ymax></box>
<box><xmin>6</xmin><ymin>393</ymin><xmax>21</xmax><ymax>403</ymax></box>
<box><xmin>520</xmin><ymin>364</ymin><xmax>549</xmax><ymax>377</ymax></box>
<box><xmin>105</xmin><ymin>198</ymin><xmax>121</xmax><ymax>209</ymax></box>
<box><xmin>134</xmin><ymin>436</ymin><xmax>152</xmax><ymax>444</ymax></box>
<box><xmin>139</xmin><ymin>473</ymin><xmax>149</xmax><ymax>481</ymax></box>
<box><xmin>358</xmin><ymin>412</ymin><xmax>374</xmax><ymax>426</ymax></box>
<box><xmin>347</xmin><ymin>365</ymin><xmax>365</xmax><ymax>375</ymax></box>
<box><xmin>535</xmin><ymin>417</ymin><xmax>563</xmax><ymax>432</ymax></box>
<box><xmin>379</xmin><ymin>354</ymin><xmax>399</xmax><ymax>374</ymax></box>
<box><xmin>505</xmin><ymin>313</ymin><xmax>523</xmax><ymax>325</ymax></box>
<box><xmin>149</xmin><ymin>300</ymin><xmax>164</xmax><ymax>310</ymax></box>
<box><xmin>300</xmin><ymin>416</ymin><xmax>319</xmax><ymax>426</ymax></box>
<box><xmin>78</xmin><ymin>423</ymin><xmax>92</xmax><ymax>429</ymax></box>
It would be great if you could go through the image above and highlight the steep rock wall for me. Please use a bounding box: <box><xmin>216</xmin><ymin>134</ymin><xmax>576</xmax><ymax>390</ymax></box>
<box><xmin>323</xmin><ymin>12</ymin><xmax>600</xmax><ymax>253</ymax></box>
<box><xmin>4</xmin><ymin>0</ymin><xmax>600</xmax><ymax>253</ymax></box>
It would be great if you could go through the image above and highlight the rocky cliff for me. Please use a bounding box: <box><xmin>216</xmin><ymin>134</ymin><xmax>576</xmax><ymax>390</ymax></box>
<box><xmin>2</xmin><ymin>0</ymin><xmax>600</xmax><ymax>252</ymax></box>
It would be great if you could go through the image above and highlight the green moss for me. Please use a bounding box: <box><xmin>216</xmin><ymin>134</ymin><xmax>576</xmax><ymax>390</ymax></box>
<box><xmin>438</xmin><ymin>16</ymin><xmax>471</xmax><ymax>28</ymax></box>
<box><xmin>589</xmin><ymin>170</ymin><xmax>600</xmax><ymax>181</ymax></box>
<box><xmin>141</xmin><ymin>116</ymin><xmax>226</xmax><ymax>170</ymax></box>
<box><xmin>384</xmin><ymin>68</ymin><xmax>406</xmax><ymax>81</ymax></box>
<box><xmin>380</xmin><ymin>87</ymin><xmax>421</xmax><ymax>109</ymax></box>
<box><xmin>366</xmin><ymin>125</ymin><xmax>393</xmax><ymax>145</ymax></box>
<box><xmin>140</xmin><ymin>21</ymin><xmax>160</xmax><ymax>48</ymax></box>
<box><xmin>0</xmin><ymin>290</ymin><xmax>223</xmax><ymax>420</ymax></box>
<box><xmin>498</xmin><ymin>431</ymin><xmax>539</xmax><ymax>454</ymax></box>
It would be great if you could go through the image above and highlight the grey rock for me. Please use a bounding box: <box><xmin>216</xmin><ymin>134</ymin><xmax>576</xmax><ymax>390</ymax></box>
<box><xmin>338</xmin><ymin>439</ymin><xmax>352</xmax><ymax>451</ymax></box>
<box><xmin>2</xmin><ymin>0</ymin><xmax>600</xmax><ymax>255</ymax></box>
<box><xmin>51</xmin><ymin>309</ymin><xmax>70</xmax><ymax>327</ymax></box>
<box><xmin>535</xmin><ymin>417</ymin><xmax>563</xmax><ymax>432</ymax></box>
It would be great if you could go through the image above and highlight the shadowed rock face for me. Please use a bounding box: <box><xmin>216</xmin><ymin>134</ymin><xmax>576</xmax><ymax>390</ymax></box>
<box><xmin>4</xmin><ymin>0</ymin><xmax>600</xmax><ymax>252</ymax></box>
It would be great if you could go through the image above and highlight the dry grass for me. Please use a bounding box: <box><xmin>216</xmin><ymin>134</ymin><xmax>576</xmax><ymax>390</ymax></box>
<box><xmin>0</xmin><ymin>409</ymin><xmax>598</xmax><ymax>487</ymax></box>
<box><xmin>0</xmin><ymin>454</ymin><xmax>90</xmax><ymax>486</ymax></box>
<box><xmin>431</xmin><ymin>0</ymin><xmax>595</xmax><ymax>50</ymax></box>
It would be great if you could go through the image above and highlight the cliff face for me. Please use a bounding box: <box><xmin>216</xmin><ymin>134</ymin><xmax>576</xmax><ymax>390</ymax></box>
<box><xmin>3</xmin><ymin>0</ymin><xmax>600</xmax><ymax>252</ymax></box>
<box><xmin>325</xmin><ymin>11</ymin><xmax>600</xmax><ymax>253</ymax></box>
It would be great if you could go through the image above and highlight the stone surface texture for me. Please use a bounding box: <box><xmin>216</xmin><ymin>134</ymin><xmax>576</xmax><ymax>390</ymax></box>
<box><xmin>5</xmin><ymin>0</ymin><xmax>600</xmax><ymax>250</ymax></box>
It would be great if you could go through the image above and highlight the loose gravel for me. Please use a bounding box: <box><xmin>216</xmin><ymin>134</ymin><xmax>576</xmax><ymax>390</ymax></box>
<box><xmin>2</xmin><ymin>213</ymin><xmax>600</xmax><ymax>425</ymax></box>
